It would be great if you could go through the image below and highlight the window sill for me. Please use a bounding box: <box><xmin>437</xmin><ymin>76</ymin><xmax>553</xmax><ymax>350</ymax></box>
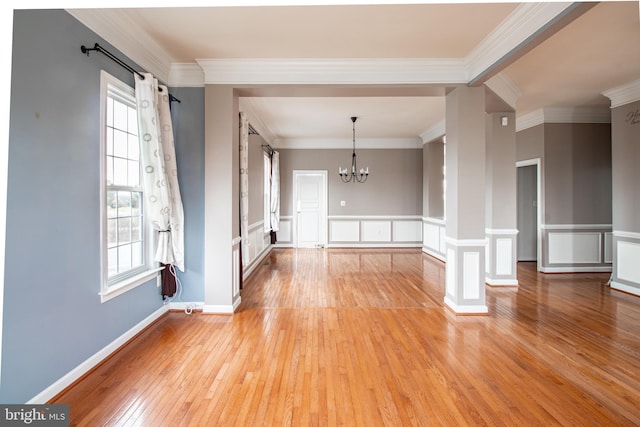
<box><xmin>100</xmin><ymin>266</ymin><xmax>164</xmax><ymax>303</ymax></box>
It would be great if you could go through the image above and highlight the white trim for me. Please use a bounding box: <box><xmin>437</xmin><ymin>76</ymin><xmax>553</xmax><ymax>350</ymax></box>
<box><xmin>541</xmin><ymin>266</ymin><xmax>612</xmax><ymax>273</ymax></box>
<box><xmin>444</xmin><ymin>297</ymin><xmax>488</xmax><ymax>315</ymax></box>
<box><xmin>486</xmin><ymin>278</ymin><xmax>519</xmax><ymax>287</ymax></box>
<box><xmin>485</xmin><ymin>73</ymin><xmax>521</xmax><ymax>110</ymax></box>
<box><xmin>613</xmin><ymin>230</ymin><xmax>640</xmax><ymax>240</ymax></box>
<box><xmin>516</xmin><ymin>158</ymin><xmax>542</xmax><ymax>272</ymax></box>
<box><xmin>610</xmin><ymin>281</ymin><xmax>640</xmax><ymax>297</ymax></box>
<box><xmin>463</xmin><ymin>252</ymin><xmax>480</xmax><ymax>300</ymax></box>
<box><xmin>602</xmin><ymin>78</ymin><xmax>640</xmax><ymax>108</ymax></box>
<box><xmin>168</xmin><ymin>302</ymin><xmax>204</xmax><ymax>312</ymax></box>
<box><xmin>542</xmin><ymin>224</ymin><xmax>612</xmax><ymax>230</ymax></box>
<box><xmin>27</xmin><ymin>305</ymin><xmax>169</xmax><ymax>404</ymax></box>
<box><xmin>196</xmin><ymin>58</ymin><xmax>468</xmax><ymax>85</ymax></box>
<box><xmin>248</xmin><ymin>220</ymin><xmax>265</xmax><ymax>233</ymax></box>
<box><xmin>100</xmin><ymin>267</ymin><xmax>163</xmax><ymax>303</ymax></box>
<box><xmin>485</xmin><ymin>228</ymin><xmax>519</xmax><ymax>235</ymax></box>
<box><xmin>420</xmin><ymin>120</ymin><xmax>446</xmax><ymax>145</ymax></box>
<box><xmin>330</xmin><ymin>215</ymin><xmax>422</xmax><ymax>221</ymax></box>
<box><xmin>232</xmin><ymin>236</ymin><xmax>242</xmax><ymax>246</ymax></box>
<box><xmin>167</xmin><ymin>63</ymin><xmax>204</xmax><ymax>87</ymax></box>
<box><xmin>445</xmin><ymin>237</ymin><xmax>488</xmax><ymax>247</ymax></box>
<box><xmin>67</xmin><ymin>9</ymin><xmax>172</xmax><ymax>83</ymax></box>
<box><xmin>423</xmin><ymin>216</ymin><xmax>446</xmax><ymax>226</ymax></box>
<box><xmin>243</xmin><ymin>245</ymin><xmax>273</xmax><ymax>280</ymax></box>
<box><xmin>328</xmin><ymin>243</ymin><xmax>422</xmax><ymax>249</ymax></box>
<box><xmin>422</xmin><ymin>247</ymin><xmax>446</xmax><ymax>262</ymax></box>
<box><xmin>516</xmin><ymin>108</ymin><xmax>545</xmax><ymax>132</ymax></box>
<box><xmin>273</xmin><ymin>137</ymin><xmax>422</xmax><ymax>150</ymax></box>
<box><xmin>203</xmin><ymin>305</ymin><xmax>235</xmax><ymax>314</ymax></box>
<box><xmin>466</xmin><ymin>2</ymin><xmax>577</xmax><ymax>83</ymax></box>
<box><xmin>516</xmin><ymin>107</ymin><xmax>611</xmax><ymax>132</ymax></box>
<box><xmin>293</xmin><ymin>170</ymin><xmax>328</xmax><ymax>248</ymax></box>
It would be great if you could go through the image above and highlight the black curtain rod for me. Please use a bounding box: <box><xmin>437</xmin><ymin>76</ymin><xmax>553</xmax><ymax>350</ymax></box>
<box><xmin>81</xmin><ymin>43</ymin><xmax>181</xmax><ymax>104</ymax></box>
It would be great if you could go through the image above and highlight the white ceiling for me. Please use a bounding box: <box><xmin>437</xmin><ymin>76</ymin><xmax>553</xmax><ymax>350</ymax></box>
<box><xmin>69</xmin><ymin>1</ymin><xmax>640</xmax><ymax>148</ymax></box>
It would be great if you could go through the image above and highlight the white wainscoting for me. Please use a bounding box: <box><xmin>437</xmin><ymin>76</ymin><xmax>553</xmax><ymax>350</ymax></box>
<box><xmin>243</xmin><ymin>221</ymin><xmax>273</xmax><ymax>278</ymax></box>
<box><xmin>328</xmin><ymin>216</ymin><xmax>422</xmax><ymax>247</ymax></box>
<box><xmin>274</xmin><ymin>216</ymin><xmax>293</xmax><ymax>247</ymax></box>
<box><xmin>611</xmin><ymin>231</ymin><xmax>640</xmax><ymax>297</ymax></box>
<box><xmin>542</xmin><ymin>224</ymin><xmax>612</xmax><ymax>272</ymax></box>
<box><xmin>422</xmin><ymin>217</ymin><xmax>446</xmax><ymax>261</ymax></box>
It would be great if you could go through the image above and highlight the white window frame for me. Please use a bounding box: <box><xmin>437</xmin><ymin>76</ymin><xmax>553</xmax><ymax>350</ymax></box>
<box><xmin>263</xmin><ymin>151</ymin><xmax>272</xmax><ymax>233</ymax></box>
<box><xmin>99</xmin><ymin>71</ymin><xmax>160</xmax><ymax>303</ymax></box>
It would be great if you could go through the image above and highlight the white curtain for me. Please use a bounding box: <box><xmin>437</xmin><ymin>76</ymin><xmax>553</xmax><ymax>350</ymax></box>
<box><xmin>270</xmin><ymin>150</ymin><xmax>280</xmax><ymax>232</ymax></box>
<box><xmin>135</xmin><ymin>73</ymin><xmax>185</xmax><ymax>271</ymax></box>
<box><xmin>239</xmin><ymin>112</ymin><xmax>250</xmax><ymax>265</ymax></box>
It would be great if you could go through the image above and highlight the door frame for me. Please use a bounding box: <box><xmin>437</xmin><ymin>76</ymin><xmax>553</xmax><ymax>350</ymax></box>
<box><xmin>292</xmin><ymin>170</ymin><xmax>328</xmax><ymax>248</ymax></box>
<box><xmin>516</xmin><ymin>158</ymin><xmax>542</xmax><ymax>272</ymax></box>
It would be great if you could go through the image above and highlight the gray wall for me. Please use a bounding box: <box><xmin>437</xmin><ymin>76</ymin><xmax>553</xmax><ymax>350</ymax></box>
<box><xmin>248</xmin><ymin>134</ymin><xmax>266</xmax><ymax>225</ymax></box>
<box><xmin>2</xmin><ymin>10</ymin><xmax>182</xmax><ymax>402</ymax></box>
<box><xmin>278</xmin><ymin>148</ymin><xmax>422</xmax><ymax>217</ymax></box>
<box><xmin>423</xmin><ymin>139</ymin><xmax>445</xmax><ymax>218</ymax></box>
<box><xmin>611</xmin><ymin>100</ymin><xmax>640</xmax><ymax>232</ymax></box>
<box><xmin>544</xmin><ymin>123</ymin><xmax>611</xmax><ymax>225</ymax></box>
<box><xmin>486</xmin><ymin>112</ymin><xmax>516</xmax><ymax>228</ymax></box>
<box><xmin>516</xmin><ymin>124</ymin><xmax>544</xmax><ymax>162</ymax></box>
<box><xmin>169</xmin><ymin>87</ymin><xmax>205</xmax><ymax>302</ymax></box>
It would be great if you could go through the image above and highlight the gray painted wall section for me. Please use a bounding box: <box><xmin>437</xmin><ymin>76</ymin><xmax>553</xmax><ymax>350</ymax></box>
<box><xmin>611</xmin><ymin>100</ymin><xmax>640</xmax><ymax>232</ymax></box>
<box><xmin>2</xmin><ymin>10</ymin><xmax>165</xmax><ymax>402</ymax></box>
<box><xmin>169</xmin><ymin>87</ymin><xmax>205</xmax><ymax>302</ymax></box>
<box><xmin>485</xmin><ymin>112</ymin><xmax>516</xmax><ymax>228</ymax></box>
<box><xmin>278</xmin><ymin>149</ymin><xmax>422</xmax><ymax>216</ymax></box>
<box><xmin>423</xmin><ymin>139</ymin><xmax>445</xmax><ymax>219</ymax></box>
<box><xmin>543</xmin><ymin>123</ymin><xmax>612</xmax><ymax>225</ymax></box>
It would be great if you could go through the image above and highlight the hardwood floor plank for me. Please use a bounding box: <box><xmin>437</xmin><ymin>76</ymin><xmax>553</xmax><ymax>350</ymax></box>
<box><xmin>52</xmin><ymin>249</ymin><xmax>640</xmax><ymax>426</ymax></box>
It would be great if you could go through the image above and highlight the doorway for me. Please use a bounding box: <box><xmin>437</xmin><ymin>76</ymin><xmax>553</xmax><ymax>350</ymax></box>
<box><xmin>517</xmin><ymin>160</ymin><xmax>540</xmax><ymax>265</ymax></box>
<box><xmin>293</xmin><ymin>170</ymin><xmax>327</xmax><ymax>248</ymax></box>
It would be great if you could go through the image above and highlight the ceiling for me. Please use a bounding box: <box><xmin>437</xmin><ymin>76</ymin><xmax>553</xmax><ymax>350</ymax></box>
<box><xmin>69</xmin><ymin>1</ymin><xmax>640</xmax><ymax>148</ymax></box>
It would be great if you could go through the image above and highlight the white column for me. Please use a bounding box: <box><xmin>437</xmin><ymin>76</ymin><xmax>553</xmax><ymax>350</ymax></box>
<box><xmin>485</xmin><ymin>112</ymin><xmax>518</xmax><ymax>286</ymax></box>
<box><xmin>204</xmin><ymin>85</ymin><xmax>242</xmax><ymax>313</ymax></box>
<box><xmin>444</xmin><ymin>87</ymin><xmax>488</xmax><ymax>314</ymax></box>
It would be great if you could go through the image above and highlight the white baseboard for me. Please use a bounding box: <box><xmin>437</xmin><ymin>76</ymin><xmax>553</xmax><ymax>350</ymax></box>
<box><xmin>610</xmin><ymin>280</ymin><xmax>640</xmax><ymax>297</ymax></box>
<box><xmin>274</xmin><ymin>243</ymin><xmax>293</xmax><ymax>248</ymax></box>
<box><xmin>422</xmin><ymin>247</ymin><xmax>446</xmax><ymax>262</ymax></box>
<box><xmin>327</xmin><ymin>243</ymin><xmax>422</xmax><ymax>248</ymax></box>
<box><xmin>168</xmin><ymin>301</ymin><xmax>204</xmax><ymax>312</ymax></box>
<box><xmin>444</xmin><ymin>296</ymin><xmax>488</xmax><ymax>315</ymax></box>
<box><xmin>28</xmin><ymin>305</ymin><xmax>169</xmax><ymax>404</ymax></box>
<box><xmin>486</xmin><ymin>278</ymin><xmax>519</xmax><ymax>287</ymax></box>
<box><xmin>203</xmin><ymin>304</ymin><xmax>235</xmax><ymax>314</ymax></box>
<box><xmin>541</xmin><ymin>266</ymin><xmax>612</xmax><ymax>273</ymax></box>
<box><xmin>243</xmin><ymin>246</ymin><xmax>272</xmax><ymax>280</ymax></box>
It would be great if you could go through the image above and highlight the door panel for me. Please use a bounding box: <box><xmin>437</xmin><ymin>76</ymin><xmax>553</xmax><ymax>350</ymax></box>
<box><xmin>294</xmin><ymin>172</ymin><xmax>327</xmax><ymax>248</ymax></box>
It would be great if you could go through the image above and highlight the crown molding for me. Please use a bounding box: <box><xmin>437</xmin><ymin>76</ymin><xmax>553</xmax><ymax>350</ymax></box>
<box><xmin>516</xmin><ymin>107</ymin><xmax>611</xmax><ymax>132</ymax></box>
<box><xmin>420</xmin><ymin>120</ymin><xmax>445</xmax><ymax>144</ymax></box>
<box><xmin>485</xmin><ymin>73</ymin><xmax>521</xmax><ymax>110</ymax></box>
<box><xmin>272</xmin><ymin>138</ymin><xmax>422</xmax><ymax>150</ymax></box>
<box><xmin>466</xmin><ymin>2</ymin><xmax>578</xmax><ymax>84</ymax></box>
<box><xmin>67</xmin><ymin>9</ymin><xmax>173</xmax><ymax>83</ymax></box>
<box><xmin>168</xmin><ymin>63</ymin><xmax>204</xmax><ymax>87</ymax></box>
<box><xmin>196</xmin><ymin>58</ymin><xmax>468</xmax><ymax>85</ymax></box>
<box><xmin>602</xmin><ymin>78</ymin><xmax>640</xmax><ymax>109</ymax></box>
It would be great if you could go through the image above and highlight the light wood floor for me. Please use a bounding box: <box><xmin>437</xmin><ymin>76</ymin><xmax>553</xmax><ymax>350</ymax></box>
<box><xmin>53</xmin><ymin>248</ymin><xmax>640</xmax><ymax>426</ymax></box>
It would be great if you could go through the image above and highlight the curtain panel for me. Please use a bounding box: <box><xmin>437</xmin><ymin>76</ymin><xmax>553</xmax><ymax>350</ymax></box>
<box><xmin>270</xmin><ymin>150</ymin><xmax>280</xmax><ymax>232</ymax></box>
<box><xmin>239</xmin><ymin>112</ymin><xmax>250</xmax><ymax>265</ymax></box>
<box><xmin>134</xmin><ymin>73</ymin><xmax>185</xmax><ymax>273</ymax></box>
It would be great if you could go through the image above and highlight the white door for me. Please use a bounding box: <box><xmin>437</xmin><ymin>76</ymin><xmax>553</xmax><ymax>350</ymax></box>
<box><xmin>293</xmin><ymin>171</ymin><xmax>327</xmax><ymax>248</ymax></box>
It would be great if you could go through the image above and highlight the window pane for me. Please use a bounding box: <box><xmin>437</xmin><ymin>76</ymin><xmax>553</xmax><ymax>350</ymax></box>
<box><xmin>106</xmin><ymin>127</ymin><xmax>114</xmax><ymax>156</ymax></box>
<box><xmin>106</xmin><ymin>156</ymin><xmax>113</xmax><ymax>186</ymax></box>
<box><xmin>131</xmin><ymin>241</ymin><xmax>142</xmax><ymax>268</ymax></box>
<box><xmin>131</xmin><ymin>192</ymin><xmax>142</xmax><ymax>216</ymax></box>
<box><xmin>106</xmin><ymin>97</ymin><xmax>114</xmax><ymax>128</ymax></box>
<box><xmin>128</xmin><ymin>134</ymin><xmax>139</xmax><ymax>161</ymax></box>
<box><xmin>118</xmin><ymin>217</ymin><xmax>131</xmax><ymax>244</ymax></box>
<box><xmin>131</xmin><ymin>216</ymin><xmax>142</xmax><ymax>242</ymax></box>
<box><xmin>113</xmin><ymin>129</ymin><xmax>128</xmax><ymax>158</ymax></box>
<box><xmin>118</xmin><ymin>245</ymin><xmax>132</xmax><ymax>272</ymax></box>
<box><xmin>128</xmin><ymin>160</ymin><xmax>139</xmax><ymax>187</ymax></box>
<box><xmin>128</xmin><ymin>106</ymin><xmax>138</xmax><ymax>135</ymax></box>
<box><xmin>117</xmin><ymin>190</ymin><xmax>131</xmax><ymax>210</ymax></box>
<box><xmin>107</xmin><ymin>219</ymin><xmax>117</xmax><ymax>248</ymax></box>
<box><xmin>113</xmin><ymin>99</ymin><xmax>128</xmax><ymax>130</ymax></box>
<box><xmin>113</xmin><ymin>158</ymin><xmax>127</xmax><ymax>185</ymax></box>
<box><xmin>107</xmin><ymin>247</ymin><xmax>117</xmax><ymax>277</ymax></box>
<box><xmin>107</xmin><ymin>191</ymin><xmax>117</xmax><ymax>218</ymax></box>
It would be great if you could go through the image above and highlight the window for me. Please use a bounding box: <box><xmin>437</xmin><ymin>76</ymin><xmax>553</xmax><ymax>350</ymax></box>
<box><xmin>264</xmin><ymin>152</ymin><xmax>271</xmax><ymax>233</ymax></box>
<box><xmin>100</xmin><ymin>71</ymin><xmax>158</xmax><ymax>302</ymax></box>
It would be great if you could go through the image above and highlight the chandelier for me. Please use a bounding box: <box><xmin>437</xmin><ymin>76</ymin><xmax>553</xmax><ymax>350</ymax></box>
<box><xmin>338</xmin><ymin>117</ymin><xmax>369</xmax><ymax>183</ymax></box>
